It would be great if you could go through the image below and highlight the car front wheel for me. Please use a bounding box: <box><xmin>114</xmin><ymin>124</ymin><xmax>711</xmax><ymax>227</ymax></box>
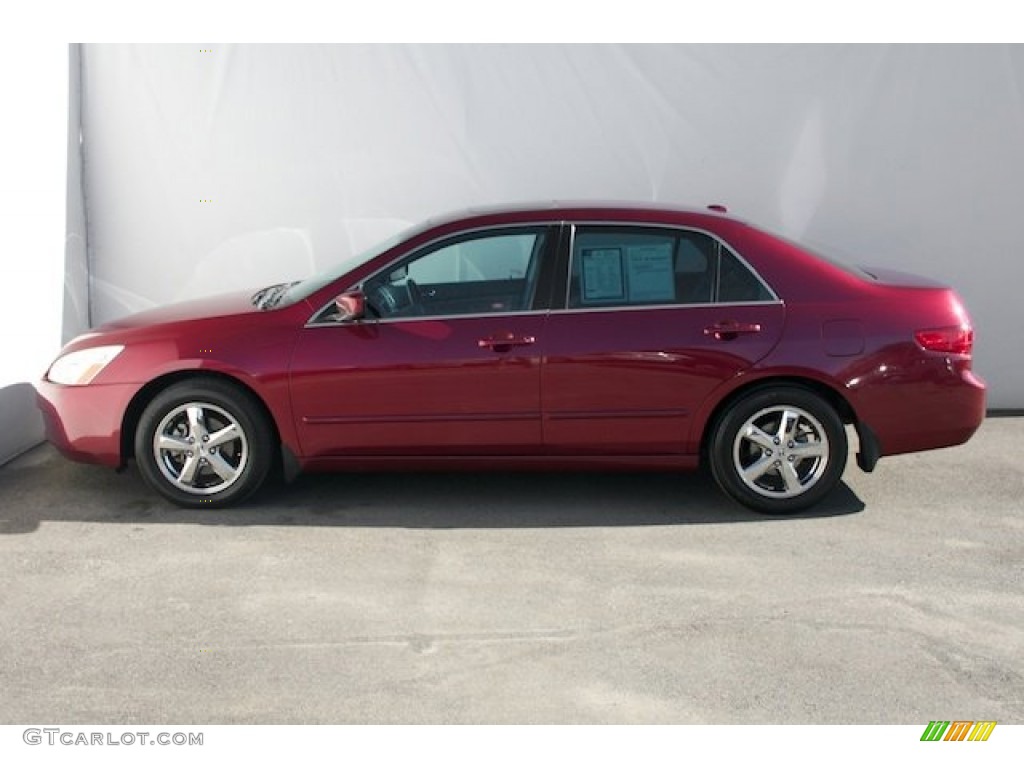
<box><xmin>709</xmin><ymin>386</ymin><xmax>848</xmax><ymax>514</ymax></box>
<box><xmin>134</xmin><ymin>378</ymin><xmax>273</xmax><ymax>508</ymax></box>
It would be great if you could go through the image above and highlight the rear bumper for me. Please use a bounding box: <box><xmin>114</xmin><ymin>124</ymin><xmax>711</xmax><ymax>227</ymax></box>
<box><xmin>857</xmin><ymin>365</ymin><xmax>986</xmax><ymax>458</ymax></box>
<box><xmin>34</xmin><ymin>379</ymin><xmax>138</xmax><ymax>467</ymax></box>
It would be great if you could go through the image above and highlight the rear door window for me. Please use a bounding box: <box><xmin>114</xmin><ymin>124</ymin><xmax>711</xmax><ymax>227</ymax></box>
<box><xmin>567</xmin><ymin>226</ymin><xmax>772</xmax><ymax>309</ymax></box>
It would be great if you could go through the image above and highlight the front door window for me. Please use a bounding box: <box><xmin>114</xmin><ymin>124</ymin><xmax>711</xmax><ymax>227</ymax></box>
<box><xmin>362</xmin><ymin>228</ymin><xmax>548</xmax><ymax>319</ymax></box>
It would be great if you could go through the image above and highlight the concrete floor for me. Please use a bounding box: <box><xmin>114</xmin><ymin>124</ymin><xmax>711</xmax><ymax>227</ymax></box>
<box><xmin>0</xmin><ymin>419</ymin><xmax>1021</xmax><ymax>724</ymax></box>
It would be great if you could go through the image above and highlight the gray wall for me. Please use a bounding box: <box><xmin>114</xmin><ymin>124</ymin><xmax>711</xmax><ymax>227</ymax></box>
<box><xmin>0</xmin><ymin>44</ymin><xmax>69</xmax><ymax>464</ymax></box>
<box><xmin>64</xmin><ymin>43</ymin><xmax>89</xmax><ymax>344</ymax></box>
<box><xmin>79</xmin><ymin>44</ymin><xmax>1024</xmax><ymax>407</ymax></box>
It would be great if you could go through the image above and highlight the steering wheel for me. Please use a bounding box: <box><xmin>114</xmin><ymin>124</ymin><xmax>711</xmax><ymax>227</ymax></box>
<box><xmin>368</xmin><ymin>284</ymin><xmax>398</xmax><ymax>316</ymax></box>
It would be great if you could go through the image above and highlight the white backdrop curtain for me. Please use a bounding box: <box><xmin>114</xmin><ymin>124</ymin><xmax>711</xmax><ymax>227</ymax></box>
<box><xmin>77</xmin><ymin>44</ymin><xmax>1024</xmax><ymax>407</ymax></box>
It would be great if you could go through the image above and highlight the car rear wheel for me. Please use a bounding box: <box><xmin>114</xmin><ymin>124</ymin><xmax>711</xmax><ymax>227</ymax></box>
<box><xmin>134</xmin><ymin>378</ymin><xmax>273</xmax><ymax>508</ymax></box>
<box><xmin>709</xmin><ymin>386</ymin><xmax>847</xmax><ymax>514</ymax></box>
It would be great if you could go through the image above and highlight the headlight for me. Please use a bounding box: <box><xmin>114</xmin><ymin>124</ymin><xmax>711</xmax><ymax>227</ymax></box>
<box><xmin>47</xmin><ymin>345</ymin><xmax>124</xmax><ymax>386</ymax></box>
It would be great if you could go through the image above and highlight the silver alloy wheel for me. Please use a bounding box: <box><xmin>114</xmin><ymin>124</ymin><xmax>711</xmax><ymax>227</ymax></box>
<box><xmin>732</xmin><ymin>405</ymin><xmax>830</xmax><ymax>499</ymax></box>
<box><xmin>152</xmin><ymin>401</ymin><xmax>249</xmax><ymax>495</ymax></box>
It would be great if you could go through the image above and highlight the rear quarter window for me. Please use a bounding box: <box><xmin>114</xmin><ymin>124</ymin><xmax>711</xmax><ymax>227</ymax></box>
<box><xmin>718</xmin><ymin>248</ymin><xmax>774</xmax><ymax>302</ymax></box>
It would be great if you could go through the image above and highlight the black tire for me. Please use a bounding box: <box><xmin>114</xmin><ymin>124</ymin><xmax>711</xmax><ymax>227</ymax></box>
<box><xmin>134</xmin><ymin>378</ymin><xmax>274</xmax><ymax>508</ymax></box>
<box><xmin>709</xmin><ymin>386</ymin><xmax>847</xmax><ymax>514</ymax></box>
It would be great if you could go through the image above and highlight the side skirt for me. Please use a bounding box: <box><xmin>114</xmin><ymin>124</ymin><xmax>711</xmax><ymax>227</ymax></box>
<box><xmin>299</xmin><ymin>454</ymin><xmax>701</xmax><ymax>474</ymax></box>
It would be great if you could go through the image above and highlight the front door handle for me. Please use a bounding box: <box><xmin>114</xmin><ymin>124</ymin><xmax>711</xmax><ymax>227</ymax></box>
<box><xmin>704</xmin><ymin>321</ymin><xmax>762</xmax><ymax>341</ymax></box>
<box><xmin>478</xmin><ymin>333</ymin><xmax>536</xmax><ymax>352</ymax></box>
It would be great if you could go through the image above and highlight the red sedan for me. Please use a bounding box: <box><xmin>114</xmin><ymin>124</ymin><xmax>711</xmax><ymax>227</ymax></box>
<box><xmin>35</xmin><ymin>203</ymin><xmax>986</xmax><ymax>514</ymax></box>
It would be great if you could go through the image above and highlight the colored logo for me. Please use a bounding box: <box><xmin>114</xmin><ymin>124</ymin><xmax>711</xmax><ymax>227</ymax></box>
<box><xmin>920</xmin><ymin>721</ymin><xmax>996</xmax><ymax>741</ymax></box>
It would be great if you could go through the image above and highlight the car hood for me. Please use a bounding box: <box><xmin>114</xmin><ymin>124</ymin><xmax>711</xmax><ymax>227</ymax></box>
<box><xmin>96</xmin><ymin>289</ymin><xmax>263</xmax><ymax>332</ymax></box>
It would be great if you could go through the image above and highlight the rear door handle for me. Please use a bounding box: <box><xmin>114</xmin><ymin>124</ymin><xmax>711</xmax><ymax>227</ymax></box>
<box><xmin>478</xmin><ymin>333</ymin><xmax>536</xmax><ymax>352</ymax></box>
<box><xmin>704</xmin><ymin>321</ymin><xmax>762</xmax><ymax>341</ymax></box>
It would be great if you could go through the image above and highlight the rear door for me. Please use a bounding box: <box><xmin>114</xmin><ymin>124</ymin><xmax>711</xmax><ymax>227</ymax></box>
<box><xmin>541</xmin><ymin>224</ymin><xmax>785</xmax><ymax>455</ymax></box>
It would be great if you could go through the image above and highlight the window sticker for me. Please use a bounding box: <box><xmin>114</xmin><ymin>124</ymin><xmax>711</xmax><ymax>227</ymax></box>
<box><xmin>580</xmin><ymin>247</ymin><xmax>625</xmax><ymax>302</ymax></box>
<box><xmin>626</xmin><ymin>243</ymin><xmax>675</xmax><ymax>302</ymax></box>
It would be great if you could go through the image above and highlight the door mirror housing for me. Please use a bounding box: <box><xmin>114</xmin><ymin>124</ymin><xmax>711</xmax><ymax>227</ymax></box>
<box><xmin>333</xmin><ymin>290</ymin><xmax>366</xmax><ymax>322</ymax></box>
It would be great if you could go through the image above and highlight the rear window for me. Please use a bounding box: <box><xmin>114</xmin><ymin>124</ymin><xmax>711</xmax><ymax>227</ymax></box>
<box><xmin>780</xmin><ymin>235</ymin><xmax>878</xmax><ymax>281</ymax></box>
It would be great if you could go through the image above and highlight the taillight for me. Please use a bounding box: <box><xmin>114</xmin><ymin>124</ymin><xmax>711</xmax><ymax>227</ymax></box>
<box><xmin>915</xmin><ymin>326</ymin><xmax>974</xmax><ymax>355</ymax></box>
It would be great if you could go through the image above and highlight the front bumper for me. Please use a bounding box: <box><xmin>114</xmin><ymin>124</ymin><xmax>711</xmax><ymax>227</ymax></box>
<box><xmin>34</xmin><ymin>379</ymin><xmax>140</xmax><ymax>467</ymax></box>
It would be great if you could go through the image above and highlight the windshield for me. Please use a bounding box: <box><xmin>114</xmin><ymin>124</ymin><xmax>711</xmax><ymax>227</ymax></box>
<box><xmin>277</xmin><ymin>223</ymin><xmax>422</xmax><ymax>306</ymax></box>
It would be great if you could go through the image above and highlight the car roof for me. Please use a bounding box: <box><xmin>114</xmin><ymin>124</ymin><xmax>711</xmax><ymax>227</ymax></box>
<box><xmin>422</xmin><ymin>200</ymin><xmax>745</xmax><ymax>229</ymax></box>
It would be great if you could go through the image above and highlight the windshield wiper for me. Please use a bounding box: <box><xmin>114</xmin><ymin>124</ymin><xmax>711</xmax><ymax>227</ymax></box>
<box><xmin>251</xmin><ymin>282</ymin><xmax>298</xmax><ymax>310</ymax></box>
<box><xmin>250</xmin><ymin>285</ymin><xmax>274</xmax><ymax>308</ymax></box>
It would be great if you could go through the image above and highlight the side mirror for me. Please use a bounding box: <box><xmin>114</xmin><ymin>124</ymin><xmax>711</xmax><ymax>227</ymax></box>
<box><xmin>333</xmin><ymin>290</ymin><xmax>366</xmax><ymax>322</ymax></box>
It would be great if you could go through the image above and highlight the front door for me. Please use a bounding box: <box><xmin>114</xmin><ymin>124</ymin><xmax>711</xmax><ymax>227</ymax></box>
<box><xmin>290</xmin><ymin>226</ymin><xmax>554</xmax><ymax>458</ymax></box>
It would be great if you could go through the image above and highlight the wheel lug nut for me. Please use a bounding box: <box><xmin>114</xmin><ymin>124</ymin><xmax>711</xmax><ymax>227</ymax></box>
<box><xmin>186</xmin><ymin>451</ymin><xmax>193</xmax><ymax>457</ymax></box>
<box><xmin>202</xmin><ymin>435</ymin><xmax>209</xmax><ymax>442</ymax></box>
<box><xmin>774</xmin><ymin>460</ymin><xmax>781</xmax><ymax>467</ymax></box>
<box><xmin>766</xmin><ymin>449</ymin><xmax>773</xmax><ymax>456</ymax></box>
<box><xmin>773</xmin><ymin>437</ymin><xmax>780</xmax><ymax>445</ymax></box>
<box><xmin>788</xmin><ymin>455</ymin><xmax>796</xmax><ymax>462</ymax></box>
<box><xmin>787</xmin><ymin>441</ymin><xmax>794</xmax><ymax>448</ymax></box>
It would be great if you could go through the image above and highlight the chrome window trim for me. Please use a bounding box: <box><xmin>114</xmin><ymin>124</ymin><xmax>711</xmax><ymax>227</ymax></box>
<box><xmin>306</xmin><ymin>218</ymin><xmax>780</xmax><ymax>326</ymax></box>
<box><xmin>304</xmin><ymin>299</ymin><xmax>783</xmax><ymax>328</ymax></box>
<box><xmin>305</xmin><ymin>308</ymin><xmax>550</xmax><ymax>329</ymax></box>
<box><xmin>560</xmin><ymin>221</ymin><xmax>779</xmax><ymax>311</ymax></box>
<box><xmin>551</xmin><ymin>300</ymin><xmax>783</xmax><ymax>317</ymax></box>
<box><xmin>306</xmin><ymin>221</ymin><xmax>560</xmax><ymax>326</ymax></box>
